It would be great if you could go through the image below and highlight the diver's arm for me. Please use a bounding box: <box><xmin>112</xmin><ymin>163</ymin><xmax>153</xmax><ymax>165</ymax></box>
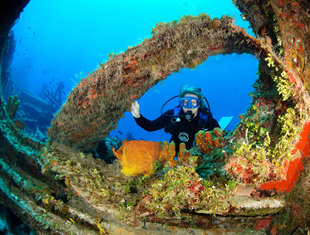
<box><xmin>134</xmin><ymin>113</ymin><xmax>171</xmax><ymax>131</ymax></box>
<box><xmin>131</xmin><ymin>100</ymin><xmax>171</xmax><ymax>131</ymax></box>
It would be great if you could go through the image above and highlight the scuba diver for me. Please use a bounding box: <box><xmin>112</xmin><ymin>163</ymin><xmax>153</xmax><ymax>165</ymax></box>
<box><xmin>131</xmin><ymin>86</ymin><xmax>220</xmax><ymax>152</ymax></box>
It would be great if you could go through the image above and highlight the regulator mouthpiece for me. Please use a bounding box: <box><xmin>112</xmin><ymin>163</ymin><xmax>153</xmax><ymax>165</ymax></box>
<box><xmin>185</xmin><ymin>110</ymin><xmax>194</xmax><ymax>121</ymax></box>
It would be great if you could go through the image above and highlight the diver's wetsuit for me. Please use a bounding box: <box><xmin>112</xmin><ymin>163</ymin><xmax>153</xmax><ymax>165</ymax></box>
<box><xmin>134</xmin><ymin>109</ymin><xmax>220</xmax><ymax>151</ymax></box>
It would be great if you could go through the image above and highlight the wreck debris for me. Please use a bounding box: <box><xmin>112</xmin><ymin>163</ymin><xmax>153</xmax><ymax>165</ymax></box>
<box><xmin>5</xmin><ymin>94</ymin><xmax>20</xmax><ymax>118</ymax></box>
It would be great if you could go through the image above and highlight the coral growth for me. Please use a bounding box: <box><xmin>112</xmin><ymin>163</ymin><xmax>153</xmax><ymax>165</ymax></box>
<box><xmin>112</xmin><ymin>140</ymin><xmax>162</xmax><ymax>176</ymax></box>
<box><xmin>178</xmin><ymin>142</ymin><xmax>191</xmax><ymax>165</ymax></box>
<box><xmin>1</xmin><ymin>0</ymin><xmax>310</xmax><ymax>233</ymax></box>
<box><xmin>159</xmin><ymin>141</ymin><xmax>178</xmax><ymax>167</ymax></box>
<box><xmin>112</xmin><ymin>140</ymin><xmax>192</xmax><ymax>176</ymax></box>
<box><xmin>195</xmin><ymin>128</ymin><xmax>226</xmax><ymax>155</ymax></box>
<box><xmin>141</xmin><ymin>163</ymin><xmax>231</xmax><ymax>217</ymax></box>
<box><xmin>259</xmin><ymin>121</ymin><xmax>310</xmax><ymax>192</ymax></box>
<box><xmin>48</xmin><ymin>14</ymin><xmax>264</xmax><ymax>152</ymax></box>
<box><xmin>226</xmin><ymin>86</ymin><xmax>308</xmax><ymax>185</ymax></box>
<box><xmin>224</xmin><ymin>54</ymin><xmax>308</xmax><ymax>185</ymax></box>
<box><xmin>224</xmin><ymin>144</ymin><xmax>275</xmax><ymax>184</ymax></box>
<box><xmin>193</xmin><ymin>128</ymin><xmax>228</xmax><ymax>181</ymax></box>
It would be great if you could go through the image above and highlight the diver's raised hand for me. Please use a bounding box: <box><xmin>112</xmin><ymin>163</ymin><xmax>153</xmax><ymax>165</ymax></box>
<box><xmin>131</xmin><ymin>101</ymin><xmax>141</xmax><ymax>118</ymax></box>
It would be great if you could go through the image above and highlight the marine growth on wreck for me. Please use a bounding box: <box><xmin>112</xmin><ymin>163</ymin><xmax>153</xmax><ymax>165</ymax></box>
<box><xmin>0</xmin><ymin>0</ymin><xmax>309</xmax><ymax>234</ymax></box>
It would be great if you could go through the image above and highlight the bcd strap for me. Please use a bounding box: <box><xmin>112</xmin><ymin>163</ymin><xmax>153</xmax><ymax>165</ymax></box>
<box><xmin>198</xmin><ymin>112</ymin><xmax>209</xmax><ymax>130</ymax></box>
<box><xmin>173</xmin><ymin>106</ymin><xmax>182</xmax><ymax>116</ymax></box>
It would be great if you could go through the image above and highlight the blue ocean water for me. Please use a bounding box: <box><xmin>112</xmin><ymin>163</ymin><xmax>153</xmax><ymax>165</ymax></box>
<box><xmin>11</xmin><ymin>0</ymin><xmax>258</xmax><ymax>142</ymax></box>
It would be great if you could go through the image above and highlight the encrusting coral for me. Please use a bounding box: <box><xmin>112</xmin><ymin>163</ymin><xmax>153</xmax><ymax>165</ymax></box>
<box><xmin>195</xmin><ymin>128</ymin><xmax>226</xmax><ymax>155</ymax></box>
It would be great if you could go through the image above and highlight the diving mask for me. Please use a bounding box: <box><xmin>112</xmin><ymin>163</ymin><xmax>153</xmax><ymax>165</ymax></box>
<box><xmin>180</xmin><ymin>97</ymin><xmax>200</xmax><ymax>109</ymax></box>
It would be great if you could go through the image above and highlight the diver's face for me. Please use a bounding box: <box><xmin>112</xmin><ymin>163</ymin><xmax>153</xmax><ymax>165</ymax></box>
<box><xmin>182</xmin><ymin>93</ymin><xmax>200</xmax><ymax>118</ymax></box>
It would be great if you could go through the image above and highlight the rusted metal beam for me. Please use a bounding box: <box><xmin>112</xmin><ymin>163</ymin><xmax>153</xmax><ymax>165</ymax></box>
<box><xmin>48</xmin><ymin>15</ymin><xmax>263</xmax><ymax>152</ymax></box>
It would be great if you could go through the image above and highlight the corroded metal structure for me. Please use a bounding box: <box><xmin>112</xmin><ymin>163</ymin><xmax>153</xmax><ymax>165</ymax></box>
<box><xmin>0</xmin><ymin>0</ymin><xmax>310</xmax><ymax>234</ymax></box>
<box><xmin>48</xmin><ymin>15</ymin><xmax>265</xmax><ymax>152</ymax></box>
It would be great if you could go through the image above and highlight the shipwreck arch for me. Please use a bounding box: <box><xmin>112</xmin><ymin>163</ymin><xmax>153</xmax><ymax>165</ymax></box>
<box><xmin>1</xmin><ymin>0</ymin><xmax>310</xmax><ymax>234</ymax></box>
<box><xmin>48</xmin><ymin>14</ymin><xmax>266</xmax><ymax>152</ymax></box>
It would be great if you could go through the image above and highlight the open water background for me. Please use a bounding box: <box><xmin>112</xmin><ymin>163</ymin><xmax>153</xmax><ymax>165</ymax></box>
<box><xmin>11</xmin><ymin>0</ymin><xmax>258</xmax><ymax>142</ymax></box>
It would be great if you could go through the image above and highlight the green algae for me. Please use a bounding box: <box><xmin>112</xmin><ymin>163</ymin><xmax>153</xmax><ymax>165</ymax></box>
<box><xmin>146</xmin><ymin>158</ymin><xmax>231</xmax><ymax>217</ymax></box>
<box><xmin>195</xmin><ymin>146</ymin><xmax>228</xmax><ymax>181</ymax></box>
<box><xmin>265</xmin><ymin>54</ymin><xmax>294</xmax><ymax>101</ymax></box>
